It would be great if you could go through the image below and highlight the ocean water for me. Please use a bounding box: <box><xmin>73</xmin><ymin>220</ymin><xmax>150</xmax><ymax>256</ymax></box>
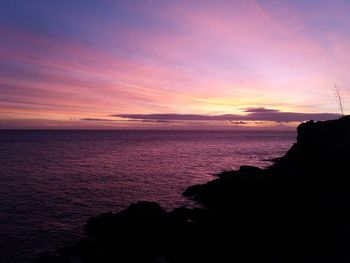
<box><xmin>0</xmin><ymin>130</ymin><xmax>296</xmax><ymax>262</ymax></box>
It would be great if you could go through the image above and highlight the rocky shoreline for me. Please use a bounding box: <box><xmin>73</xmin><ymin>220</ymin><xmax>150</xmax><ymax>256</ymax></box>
<box><xmin>38</xmin><ymin>116</ymin><xmax>350</xmax><ymax>263</ymax></box>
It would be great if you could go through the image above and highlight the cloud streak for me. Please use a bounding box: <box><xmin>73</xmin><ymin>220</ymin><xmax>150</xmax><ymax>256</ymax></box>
<box><xmin>113</xmin><ymin>108</ymin><xmax>341</xmax><ymax>123</ymax></box>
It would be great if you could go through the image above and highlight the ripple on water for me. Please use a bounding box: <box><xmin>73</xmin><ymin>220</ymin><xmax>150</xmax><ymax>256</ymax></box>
<box><xmin>0</xmin><ymin>130</ymin><xmax>295</xmax><ymax>262</ymax></box>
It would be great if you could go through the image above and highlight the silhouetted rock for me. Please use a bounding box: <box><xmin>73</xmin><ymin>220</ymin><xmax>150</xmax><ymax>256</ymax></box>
<box><xmin>183</xmin><ymin>167</ymin><xmax>269</xmax><ymax>206</ymax></box>
<box><xmin>37</xmin><ymin>116</ymin><xmax>350</xmax><ymax>263</ymax></box>
<box><xmin>85</xmin><ymin>201</ymin><xmax>167</xmax><ymax>238</ymax></box>
<box><xmin>272</xmin><ymin>116</ymin><xmax>350</xmax><ymax>172</ymax></box>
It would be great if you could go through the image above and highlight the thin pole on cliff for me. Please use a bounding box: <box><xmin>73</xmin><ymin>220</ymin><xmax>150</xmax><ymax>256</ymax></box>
<box><xmin>334</xmin><ymin>84</ymin><xmax>344</xmax><ymax>117</ymax></box>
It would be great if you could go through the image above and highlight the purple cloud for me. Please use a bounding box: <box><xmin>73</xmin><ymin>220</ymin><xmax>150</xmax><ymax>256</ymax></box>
<box><xmin>112</xmin><ymin>114</ymin><xmax>242</xmax><ymax>121</ymax></box>
<box><xmin>112</xmin><ymin>111</ymin><xmax>341</xmax><ymax>123</ymax></box>
<box><xmin>243</xmin><ymin>107</ymin><xmax>280</xmax><ymax>113</ymax></box>
<box><xmin>80</xmin><ymin>118</ymin><xmax>170</xmax><ymax>124</ymax></box>
<box><xmin>80</xmin><ymin>118</ymin><xmax>117</xmax><ymax>122</ymax></box>
<box><xmin>228</xmin><ymin>121</ymin><xmax>248</xmax><ymax>125</ymax></box>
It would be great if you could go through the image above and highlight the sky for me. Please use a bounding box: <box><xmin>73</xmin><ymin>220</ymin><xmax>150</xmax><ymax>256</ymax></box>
<box><xmin>0</xmin><ymin>0</ymin><xmax>349</xmax><ymax>129</ymax></box>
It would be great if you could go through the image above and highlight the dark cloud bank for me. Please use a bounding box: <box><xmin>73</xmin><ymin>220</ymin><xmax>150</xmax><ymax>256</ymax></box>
<box><xmin>110</xmin><ymin>108</ymin><xmax>341</xmax><ymax>123</ymax></box>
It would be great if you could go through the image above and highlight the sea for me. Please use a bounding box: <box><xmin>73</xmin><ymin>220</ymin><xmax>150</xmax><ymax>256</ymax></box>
<box><xmin>0</xmin><ymin>130</ymin><xmax>296</xmax><ymax>262</ymax></box>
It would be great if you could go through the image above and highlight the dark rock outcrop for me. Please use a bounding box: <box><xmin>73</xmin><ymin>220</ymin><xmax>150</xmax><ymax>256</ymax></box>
<box><xmin>37</xmin><ymin>116</ymin><xmax>350</xmax><ymax>263</ymax></box>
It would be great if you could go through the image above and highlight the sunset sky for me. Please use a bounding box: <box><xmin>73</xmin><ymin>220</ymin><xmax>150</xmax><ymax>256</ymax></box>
<box><xmin>0</xmin><ymin>0</ymin><xmax>349</xmax><ymax>129</ymax></box>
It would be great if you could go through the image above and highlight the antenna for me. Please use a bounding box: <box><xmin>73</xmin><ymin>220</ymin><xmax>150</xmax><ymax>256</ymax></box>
<box><xmin>334</xmin><ymin>84</ymin><xmax>344</xmax><ymax>116</ymax></box>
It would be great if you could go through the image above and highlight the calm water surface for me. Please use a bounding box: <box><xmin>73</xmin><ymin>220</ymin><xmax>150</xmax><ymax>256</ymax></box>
<box><xmin>0</xmin><ymin>130</ymin><xmax>296</xmax><ymax>262</ymax></box>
